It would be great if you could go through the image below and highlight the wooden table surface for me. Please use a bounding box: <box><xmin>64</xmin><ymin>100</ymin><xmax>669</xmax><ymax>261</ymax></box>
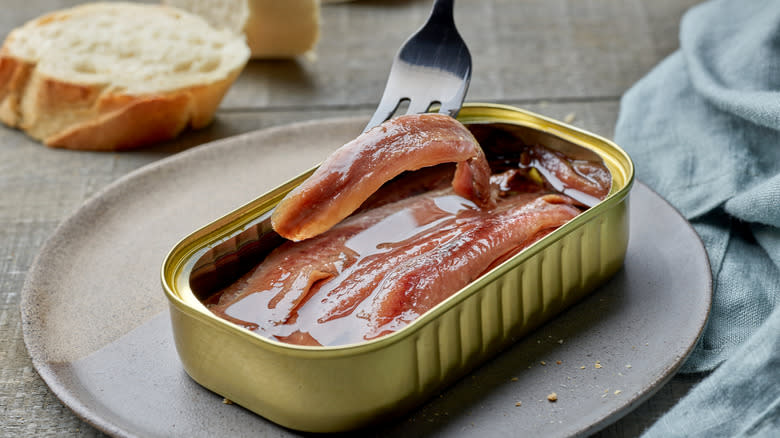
<box><xmin>1</xmin><ymin>0</ymin><xmax>705</xmax><ymax>436</ymax></box>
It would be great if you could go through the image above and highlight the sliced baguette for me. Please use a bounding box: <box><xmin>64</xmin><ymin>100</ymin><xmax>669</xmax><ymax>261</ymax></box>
<box><xmin>0</xmin><ymin>2</ymin><xmax>250</xmax><ymax>150</ymax></box>
<box><xmin>162</xmin><ymin>0</ymin><xmax>319</xmax><ymax>59</ymax></box>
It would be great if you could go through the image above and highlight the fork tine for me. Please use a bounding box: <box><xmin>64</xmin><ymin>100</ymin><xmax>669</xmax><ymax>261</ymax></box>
<box><xmin>364</xmin><ymin>92</ymin><xmax>401</xmax><ymax>132</ymax></box>
<box><xmin>437</xmin><ymin>82</ymin><xmax>469</xmax><ymax>118</ymax></box>
<box><xmin>405</xmin><ymin>99</ymin><xmax>434</xmax><ymax>116</ymax></box>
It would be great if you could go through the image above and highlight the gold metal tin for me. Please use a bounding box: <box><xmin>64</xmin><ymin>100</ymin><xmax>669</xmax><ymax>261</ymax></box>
<box><xmin>161</xmin><ymin>103</ymin><xmax>634</xmax><ymax>432</ymax></box>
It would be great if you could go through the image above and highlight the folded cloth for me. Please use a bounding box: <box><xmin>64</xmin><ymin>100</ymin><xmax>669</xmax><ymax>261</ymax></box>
<box><xmin>641</xmin><ymin>305</ymin><xmax>780</xmax><ymax>437</ymax></box>
<box><xmin>615</xmin><ymin>0</ymin><xmax>780</xmax><ymax>435</ymax></box>
<box><xmin>615</xmin><ymin>0</ymin><xmax>780</xmax><ymax>373</ymax></box>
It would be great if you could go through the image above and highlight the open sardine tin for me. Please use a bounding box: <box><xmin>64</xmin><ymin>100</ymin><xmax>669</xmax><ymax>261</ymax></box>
<box><xmin>161</xmin><ymin>103</ymin><xmax>634</xmax><ymax>433</ymax></box>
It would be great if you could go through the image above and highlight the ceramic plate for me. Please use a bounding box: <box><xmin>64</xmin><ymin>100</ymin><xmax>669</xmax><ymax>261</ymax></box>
<box><xmin>21</xmin><ymin>118</ymin><xmax>711</xmax><ymax>437</ymax></box>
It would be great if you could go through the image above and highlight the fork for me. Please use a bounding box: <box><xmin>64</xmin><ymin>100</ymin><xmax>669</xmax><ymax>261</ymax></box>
<box><xmin>364</xmin><ymin>0</ymin><xmax>472</xmax><ymax>132</ymax></box>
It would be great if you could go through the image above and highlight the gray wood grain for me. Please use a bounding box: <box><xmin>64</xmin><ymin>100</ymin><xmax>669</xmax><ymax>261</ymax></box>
<box><xmin>1</xmin><ymin>0</ymin><xmax>698</xmax><ymax>108</ymax></box>
<box><xmin>0</xmin><ymin>0</ymin><xmax>705</xmax><ymax>436</ymax></box>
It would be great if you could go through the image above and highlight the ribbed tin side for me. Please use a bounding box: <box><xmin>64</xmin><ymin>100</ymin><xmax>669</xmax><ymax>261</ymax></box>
<box><xmin>410</xmin><ymin>200</ymin><xmax>628</xmax><ymax>396</ymax></box>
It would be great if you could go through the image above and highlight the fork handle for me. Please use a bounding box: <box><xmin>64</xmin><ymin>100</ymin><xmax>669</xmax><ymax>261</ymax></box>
<box><xmin>431</xmin><ymin>0</ymin><xmax>454</xmax><ymax>19</ymax></box>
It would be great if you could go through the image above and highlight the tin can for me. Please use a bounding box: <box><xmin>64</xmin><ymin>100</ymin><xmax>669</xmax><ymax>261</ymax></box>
<box><xmin>161</xmin><ymin>103</ymin><xmax>634</xmax><ymax>432</ymax></box>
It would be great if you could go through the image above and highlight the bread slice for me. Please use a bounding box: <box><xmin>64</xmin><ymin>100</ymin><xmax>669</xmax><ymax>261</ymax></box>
<box><xmin>162</xmin><ymin>0</ymin><xmax>319</xmax><ymax>59</ymax></box>
<box><xmin>0</xmin><ymin>2</ymin><xmax>250</xmax><ymax>150</ymax></box>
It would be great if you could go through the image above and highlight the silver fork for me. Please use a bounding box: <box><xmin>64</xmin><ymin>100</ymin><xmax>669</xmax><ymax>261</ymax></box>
<box><xmin>364</xmin><ymin>0</ymin><xmax>472</xmax><ymax>132</ymax></box>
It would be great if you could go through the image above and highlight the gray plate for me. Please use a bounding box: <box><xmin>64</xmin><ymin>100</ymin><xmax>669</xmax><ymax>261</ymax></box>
<box><xmin>21</xmin><ymin>117</ymin><xmax>711</xmax><ymax>438</ymax></box>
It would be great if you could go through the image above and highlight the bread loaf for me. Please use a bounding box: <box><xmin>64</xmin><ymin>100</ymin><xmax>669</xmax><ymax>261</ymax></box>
<box><xmin>0</xmin><ymin>2</ymin><xmax>250</xmax><ymax>150</ymax></box>
<box><xmin>162</xmin><ymin>0</ymin><xmax>319</xmax><ymax>58</ymax></box>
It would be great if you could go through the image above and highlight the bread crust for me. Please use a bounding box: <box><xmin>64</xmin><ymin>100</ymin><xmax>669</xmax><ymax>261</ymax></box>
<box><xmin>46</xmin><ymin>71</ymin><xmax>241</xmax><ymax>150</ymax></box>
<box><xmin>0</xmin><ymin>3</ymin><xmax>249</xmax><ymax>151</ymax></box>
<box><xmin>47</xmin><ymin>93</ymin><xmax>191</xmax><ymax>151</ymax></box>
<box><xmin>0</xmin><ymin>56</ymin><xmax>33</xmax><ymax>128</ymax></box>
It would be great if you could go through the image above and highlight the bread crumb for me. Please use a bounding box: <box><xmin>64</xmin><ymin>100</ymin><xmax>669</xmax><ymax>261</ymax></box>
<box><xmin>515</xmin><ymin>401</ymin><xmax>522</xmax><ymax>407</ymax></box>
<box><xmin>511</xmin><ymin>377</ymin><xmax>519</xmax><ymax>382</ymax></box>
<box><xmin>556</xmin><ymin>360</ymin><xmax>562</xmax><ymax>365</ymax></box>
<box><xmin>547</xmin><ymin>392</ymin><xmax>558</xmax><ymax>402</ymax></box>
<box><xmin>626</xmin><ymin>364</ymin><xmax>632</xmax><ymax>368</ymax></box>
<box><xmin>540</xmin><ymin>361</ymin><xmax>547</xmax><ymax>366</ymax></box>
<box><xmin>222</xmin><ymin>398</ymin><xmax>233</xmax><ymax>405</ymax></box>
<box><xmin>580</xmin><ymin>366</ymin><xmax>586</xmax><ymax>369</ymax></box>
<box><xmin>558</xmin><ymin>339</ymin><xmax>564</xmax><ymax>344</ymax></box>
<box><xmin>614</xmin><ymin>390</ymin><xmax>622</xmax><ymax>395</ymax></box>
<box><xmin>595</xmin><ymin>362</ymin><xmax>602</xmax><ymax>369</ymax></box>
<box><xmin>564</xmin><ymin>112</ymin><xmax>576</xmax><ymax>123</ymax></box>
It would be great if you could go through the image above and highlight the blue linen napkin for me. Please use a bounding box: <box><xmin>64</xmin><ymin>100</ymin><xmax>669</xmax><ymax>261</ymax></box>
<box><xmin>614</xmin><ymin>0</ymin><xmax>780</xmax><ymax>435</ymax></box>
